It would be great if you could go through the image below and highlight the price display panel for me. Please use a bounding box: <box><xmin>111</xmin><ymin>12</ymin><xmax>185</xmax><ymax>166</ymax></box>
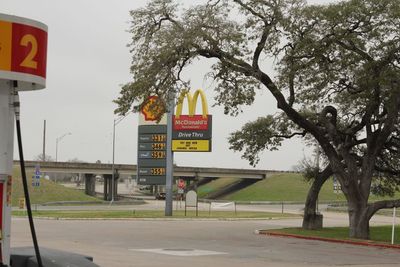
<box><xmin>138</xmin><ymin>168</ymin><xmax>166</xmax><ymax>176</ymax></box>
<box><xmin>139</xmin><ymin>134</ymin><xmax>166</xmax><ymax>142</ymax></box>
<box><xmin>137</xmin><ymin>125</ymin><xmax>167</xmax><ymax>185</ymax></box>
<box><xmin>152</xmin><ymin>143</ymin><xmax>166</xmax><ymax>150</ymax></box>
<box><xmin>152</xmin><ymin>134</ymin><xmax>166</xmax><ymax>142</ymax></box>
<box><xmin>151</xmin><ymin>151</ymin><xmax>166</xmax><ymax>159</ymax></box>
<box><xmin>138</xmin><ymin>151</ymin><xmax>166</xmax><ymax>159</ymax></box>
<box><xmin>138</xmin><ymin>143</ymin><xmax>166</xmax><ymax>151</ymax></box>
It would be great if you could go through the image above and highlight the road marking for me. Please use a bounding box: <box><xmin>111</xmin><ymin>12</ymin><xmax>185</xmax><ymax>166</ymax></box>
<box><xmin>129</xmin><ymin>248</ymin><xmax>227</xmax><ymax>256</ymax></box>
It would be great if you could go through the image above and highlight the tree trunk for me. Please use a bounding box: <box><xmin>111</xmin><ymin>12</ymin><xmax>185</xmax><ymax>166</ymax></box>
<box><xmin>348</xmin><ymin>200</ymin><xmax>370</xmax><ymax>239</ymax></box>
<box><xmin>302</xmin><ymin>166</ymin><xmax>331</xmax><ymax>230</ymax></box>
<box><xmin>302</xmin><ymin>182</ymin><xmax>323</xmax><ymax>229</ymax></box>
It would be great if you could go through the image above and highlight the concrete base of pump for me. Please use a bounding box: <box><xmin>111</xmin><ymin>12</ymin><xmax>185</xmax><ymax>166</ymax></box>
<box><xmin>10</xmin><ymin>247</ymin><xmax>99</xmax><ymax>267</ymax></box>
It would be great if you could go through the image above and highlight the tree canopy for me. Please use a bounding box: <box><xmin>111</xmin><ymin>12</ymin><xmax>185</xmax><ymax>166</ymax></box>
<box><xmin>116</xmin><ymin>0</ymin><xmax>400</xmax><ymax>239</ymax></box>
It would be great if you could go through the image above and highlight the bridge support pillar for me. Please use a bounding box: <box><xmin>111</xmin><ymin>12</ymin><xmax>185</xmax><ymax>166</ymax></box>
<box><xmin>103</xmin><ymin>174</ymin><xmax>112</xmax><ymax>201</ymax></box>
<box><xmin>84</xmin><ymin>174</ymin><xmax>96</xmax><ymax>196</ymax></box>
<box><xmin>103</xmin><ymin>174</ymin><xmax>118</xmax><ymax>201</ymax></box>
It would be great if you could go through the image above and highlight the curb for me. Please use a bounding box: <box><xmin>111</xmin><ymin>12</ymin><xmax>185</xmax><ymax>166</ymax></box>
<box><xmin>257</xmin><ymin>230</ymin><xmax>400</xmax><ymax>250</ymax></box>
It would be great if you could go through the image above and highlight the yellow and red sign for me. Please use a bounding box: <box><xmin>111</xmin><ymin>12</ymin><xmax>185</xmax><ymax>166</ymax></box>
<box><xmin>141</xmin><ymin>96</ymin><xmax>166</xmax><ymax>122</ymax></box>
<box><xmin>172</xmin><ymin>89</ymin><xmax>212</xmax><ymax>152</ymax></box>
<box><xmin>174</xmin><ymin>90</ymin><xmax>210</xmax><ymax>131</ymax></box>
<box><xmin>0</xmin><ymin>13</ymin><xmax>48</xmax><ymax>90</ymax></box>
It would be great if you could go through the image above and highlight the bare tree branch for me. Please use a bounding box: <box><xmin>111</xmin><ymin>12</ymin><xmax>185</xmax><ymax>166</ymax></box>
<box><xmin>368</xmin><ymin>199</ymin><xmax>400</xmax><ymax>219</ymax></box>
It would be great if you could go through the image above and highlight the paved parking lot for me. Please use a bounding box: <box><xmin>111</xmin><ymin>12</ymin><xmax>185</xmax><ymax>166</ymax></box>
<box><xmin>10</xmin><ymin>215</ymin><xmax>400</xmax><ymax>267</ymax></box>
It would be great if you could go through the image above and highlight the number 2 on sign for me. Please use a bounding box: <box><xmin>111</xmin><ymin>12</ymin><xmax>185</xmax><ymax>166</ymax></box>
<box><xmin>20</xmin><ymin>34</ymin><xmax>38</xmax><ymax>69</ymax></box>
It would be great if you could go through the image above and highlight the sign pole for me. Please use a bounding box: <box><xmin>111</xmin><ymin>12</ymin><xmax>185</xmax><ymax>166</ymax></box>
<box><xmin>391</xmin><ymin>207</ymin><xmax>396</xmax><ymax>244</ymax></box>
<box><xmin>42</xmin><ymin>120</ymin><xmax>46</xmax><ymax>161</ymax></box>
<box><xmin>111</xmin><ymin>118</ymin><xmax>116</xmax><ymax>203</ymax></box>
<box><xmin>165</xmin><ymin>91</ymin><xmax>175</xmax><ymax>216</ymax></box>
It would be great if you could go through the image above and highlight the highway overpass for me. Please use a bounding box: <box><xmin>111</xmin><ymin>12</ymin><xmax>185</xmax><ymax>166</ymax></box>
<box><xmin>15</xmin><ymin>161</ymin><xmax>277</xmax><ymax>180</ymax></box>
<box><xmin>14</xmin><ymin>161</ymin><xmax>293</xmax><ymax>200</ymax></box>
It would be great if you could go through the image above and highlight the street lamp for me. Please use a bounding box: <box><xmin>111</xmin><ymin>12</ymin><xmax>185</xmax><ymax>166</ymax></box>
<box><xmin>111</xmin><ymin>113</ymin><xmax>131</xmax><ymax>203</ymax></box>
<box><xmin>55</xmin><ymin>132</ymin><xmax>71</xmax><ymax>162</ymax></box>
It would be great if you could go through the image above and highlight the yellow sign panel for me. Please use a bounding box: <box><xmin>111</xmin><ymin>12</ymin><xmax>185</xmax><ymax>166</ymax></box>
<box><xmin>19</xmin><ymin>198</ymin><xmax>26</xmax><ymax>209</ymax></box>
<box><xmin>172</xmin><ymin>140</ymin><xmax>210</xmax><ymax>152</ymax></box>
<box><xmin>0</xmin><ymin>21</ymin><xmax>12</xmax><ymax>71</ymax></box>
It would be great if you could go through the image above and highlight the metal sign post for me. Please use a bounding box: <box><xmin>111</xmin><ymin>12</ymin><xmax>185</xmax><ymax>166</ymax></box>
<box><xmin>392</xmin><ymin>207</ymin><xmax>397</xmax><ymax>245</ymax></box>
<box><xmin>165</xmin><ymin>91</ymin><xmax>175</xmax><ymax>216</ymax></box>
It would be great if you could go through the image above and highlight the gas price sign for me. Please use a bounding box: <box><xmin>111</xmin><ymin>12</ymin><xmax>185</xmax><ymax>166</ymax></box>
<box><xmin>137</xmin><ymin>125</ymin><xmax>167</xmax><ymax>185</ymax></box>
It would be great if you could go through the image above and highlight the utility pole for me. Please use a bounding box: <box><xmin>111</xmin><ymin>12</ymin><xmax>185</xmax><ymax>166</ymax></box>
<box><xmin>42</xmin><ymin>120</ymin><xmax>46</xmax><ymax>161</ymax></box>
<box><xmin>111</xmin><ymin>118</ymin><xmax>116</xmax><ymax>203</ymax></box>
<box><xmin>111</xmin><ymin>113</ymin><xmax>131</xmax><ymax>204</ymax></box>
<box><xmin>55</xmin><ymin>132</ymin><xmax>71</xmax><ymax>162</ymax></box>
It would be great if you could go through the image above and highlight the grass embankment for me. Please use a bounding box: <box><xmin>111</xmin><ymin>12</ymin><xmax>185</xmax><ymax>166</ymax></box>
<box><xmin>222</xmin><ymin>173</ymin><xmax>400</xmax><ymax>202</ymax></box>
<box><xmin>197</xmin><ymin>178</ymin><xmax>238</xmax><ymax>198</ymax></box>
<box><xmin>224</xmin><ymin>173</ymin><xmax>343</xmax><ymax>202</ymax></box>
<box><xmin>12</xmin><ymin>210</ymin><xmax>298</xmax><ymax>219</ymax></box>
<box><xmin>266</xmin><ymin>225</ymin><xmax>400</xmax><ymax>245</ymax></box>
<box><xmin>12</xmin><ymin>166</ymin><xmax>101</xmax><ymax>206</ymax></box>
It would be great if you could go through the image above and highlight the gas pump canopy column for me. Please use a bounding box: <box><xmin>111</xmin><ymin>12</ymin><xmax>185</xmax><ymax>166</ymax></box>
<box><xmin>0</xmin><ymin>13</ymin><xmax>48</xmax><ymax>266</ymax></box>
<box><xmin>0</xmin><ymin>13</ymin><xmax>97</xmax><ymax>267</ymax></box>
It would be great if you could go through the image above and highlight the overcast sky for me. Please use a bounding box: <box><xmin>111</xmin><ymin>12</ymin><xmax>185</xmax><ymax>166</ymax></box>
<box><xmin>3</xmin><ymin>0</ymin><xmax>335</xmax><ymax>171</ymax></box>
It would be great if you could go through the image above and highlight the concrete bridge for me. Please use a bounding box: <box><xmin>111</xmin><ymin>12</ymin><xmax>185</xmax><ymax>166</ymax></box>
<box><xmin>14</xmin><ymin>161</ymin><xmax>289</xmax><ymax>200</ymax></box>
<box><xmin>16</xmin><ymin>161</ymin><xmax>273</xmax><ymax>179</ymax></box>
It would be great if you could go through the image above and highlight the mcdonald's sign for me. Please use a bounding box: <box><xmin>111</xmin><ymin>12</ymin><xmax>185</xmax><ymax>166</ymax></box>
<box><xmin>172</xmin><ymin>89</ymin><xmax>212</xmax><ymax>152</ymax></box>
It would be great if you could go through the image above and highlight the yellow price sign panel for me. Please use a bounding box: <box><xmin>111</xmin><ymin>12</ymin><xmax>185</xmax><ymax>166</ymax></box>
<box><xmin>172</xmin><ymin>140</ymin><xmax>210</xmax><ymax>152</ymax></box>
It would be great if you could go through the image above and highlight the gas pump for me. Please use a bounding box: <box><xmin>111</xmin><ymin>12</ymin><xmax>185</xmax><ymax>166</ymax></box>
<box><xmin>0</xmin><ymin>13</ymin><xmax>48</xmax><ymax>266</ymax></box>
<box><xmin>0</xmin><ymin>13</ymin><xmax>98</xmax><ymax>267</ymax></box>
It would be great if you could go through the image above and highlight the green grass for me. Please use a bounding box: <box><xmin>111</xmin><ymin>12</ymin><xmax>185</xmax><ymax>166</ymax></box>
<box><xmin>12</xmin><ymin>210</ymin><xmax>298</xmax><ymax>219</ymax></box>
<box><xmin>11</xmin><ymin>166</ymin><xmax>101</xmax><ymax>206</ymax></box>
<box><xmin>224</xmin><ymin>173</ymin><xmax>400</xmax><ymax>202</ymax></box>
<box><xmin>266</xmin><ymin>225</ymin><xmax>400</xmax><ymax>244</ymax></box>
<box><xmin>11</xmin><ymin>166</ymin><xmax>400</xmax><ymax>207</ymax></box>
<box><xmin>197</xmin><ymin>178</ymin><xmax>239</xmax><ymax>198</ymax></box>
<box><xmin>224</xmin><ymin>173</ymin><xmax>338</xmax><ymax>202</ymax></box>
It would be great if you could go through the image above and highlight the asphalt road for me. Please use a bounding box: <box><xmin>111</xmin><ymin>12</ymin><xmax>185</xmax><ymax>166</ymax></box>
<box><xmin>10</xmin><ymin>215</ymin><xmax>400</xmax><ymax>267</ymax></box>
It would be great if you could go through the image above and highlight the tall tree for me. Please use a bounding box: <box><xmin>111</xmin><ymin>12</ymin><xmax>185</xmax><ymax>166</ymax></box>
<box><xmin>116</xmin><ymin>0</ymin><xmax>400</xmax><ymax>239</ymax></box>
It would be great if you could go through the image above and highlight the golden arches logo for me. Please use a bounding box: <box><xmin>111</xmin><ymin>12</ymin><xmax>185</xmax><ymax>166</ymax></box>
<box><xmin>175</xmin><ymin>89</ymin><xmax>208</xmax><ymax>118</ymax></box>
<box><xmin>172</xmin><ymin>89</ymin><xmax>212</xmax><ymax>152</ymax></box>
